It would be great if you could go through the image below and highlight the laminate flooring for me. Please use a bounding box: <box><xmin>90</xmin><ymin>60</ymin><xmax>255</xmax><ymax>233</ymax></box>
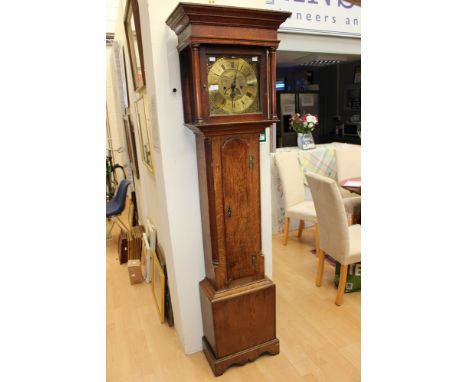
<box><xmin>107</xmin><ymin>221</ymin><xmax>360</xmax><ymax>381</ymax></box>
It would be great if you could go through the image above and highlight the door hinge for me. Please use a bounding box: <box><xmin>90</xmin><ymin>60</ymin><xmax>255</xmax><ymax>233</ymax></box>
<box><xmin>248</xmin><ymin>154</ymin><xmax>254</xmax><ymax>169</ymax></box>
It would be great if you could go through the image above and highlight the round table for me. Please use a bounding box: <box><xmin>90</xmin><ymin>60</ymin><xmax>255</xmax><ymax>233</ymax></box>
<box><xmin>340</xmin><ymin>177</ymin><xmax>361</xmax><ymax>195</ymax></box>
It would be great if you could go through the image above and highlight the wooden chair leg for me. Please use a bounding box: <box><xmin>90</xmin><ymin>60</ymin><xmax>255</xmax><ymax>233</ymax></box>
<box><xmin>315</xmin><ymin>251</ymin><xmax>325</xmax><ymax>287</ymax></box>
<box><xmin>283</xmin><ymin>217</ymin><xmax>290</xmax><ymax>245</ymax></box>
<box><xmin>335</xmin><ymin>263</ymin><xmax>348</xmax><ymax>306</ymax></box>
<box><xmin>314</xmin><ymin>223</ymin><xmax>321</xmax><ymax>255</ymax></box>
<box><xmin>297</xmin><ymin>220</ymin><xmax>304</xmax><ymax>238</ymax></box>
<box><xmin>315</xmin><ymin>224</ymin><xmax>324</xmax><ymax>286</ymax></box>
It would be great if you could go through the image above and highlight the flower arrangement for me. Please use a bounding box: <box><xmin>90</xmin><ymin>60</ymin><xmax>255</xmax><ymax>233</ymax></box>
<box><xmin>290</xmin><ymin>113</ymin><xmax>318</xmax><ymax>134</ymax></box>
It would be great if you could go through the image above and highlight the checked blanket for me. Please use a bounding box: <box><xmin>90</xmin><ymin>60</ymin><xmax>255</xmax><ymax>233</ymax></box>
<box><xmin>271</xmin><ymin>143</ymin><xmax>359</xmax><ymax>234</ymax></box>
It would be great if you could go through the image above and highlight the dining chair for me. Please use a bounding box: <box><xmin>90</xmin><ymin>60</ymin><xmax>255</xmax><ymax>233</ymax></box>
<box><xmin>106</xmin><ymin>179</ymin><xmax>131</xmax><ymax>239</ymax></box>
<box><xmin>275</xmin><ymin>151</ymin><xmax>320</xmax><ymax>254</ymax></box>
<box><xmin>335</xmin><ymin>147</ymin><xmax>361</xmax><ymax>222</ymax></box>
<box><xmin>306</xmin><ymin>172</ymin><xmax>361</xmax><ymax>306</ymax></box>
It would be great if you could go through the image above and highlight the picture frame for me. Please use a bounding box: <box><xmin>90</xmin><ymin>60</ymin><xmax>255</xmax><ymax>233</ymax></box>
<box><xmin>152</xmin><ymin>248</ymin><xmax>165</xmax><ymax>323</ymax></box>
<box><xmin>141</xmin><ymin>233</ymin><xmax>152</xmax><ymax>283</ymax></box>
<box><xmin>145</xmin><ymin>219</ymin><xmax>157</xmax><ymax>254</ymax></box>
<box><xmin>112</xmin><ymin>42</ymin><xmax>129</xmax><ymax>114</ymax></box>
<box><xmin>124</xmin><ymin>0</ymin><xmax>146</xmax><ymax>92</ymax></box>
<box><xmin>120</xmin><ymin>46</ymin><xmax>129</xmax><ymax>110</ymax></box>
<box><xmin>135</xmin><ymin>94</ymin><xmax>154</xmax><ymax>173</ymax></box>
<box><xmin>353</xmin><ymin>66</ymin><xmax>361</xmax><ymax>84</ymax></box>
<box><xmin>123</xmin><ymin>115</ymin><xmax>140</xmax><ymax>179</ymax></box>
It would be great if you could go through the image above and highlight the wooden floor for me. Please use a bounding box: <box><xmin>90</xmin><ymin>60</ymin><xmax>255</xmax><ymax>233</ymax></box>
<box><xmin>107</xmin><ymin>224</ymin><xmax>360</xmax><ymax>381</ymax></box>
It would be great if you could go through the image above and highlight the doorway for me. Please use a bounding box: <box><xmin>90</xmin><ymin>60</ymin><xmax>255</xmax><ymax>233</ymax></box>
<box><xmin>275</xmin><ymin>51</ymin><xmax>361</xmax><ymax>148</ymax></box>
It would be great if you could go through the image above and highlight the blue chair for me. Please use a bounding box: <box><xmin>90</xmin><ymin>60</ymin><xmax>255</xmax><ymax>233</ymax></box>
<box><xmin>106</xmin><ymin>179</ymin><xmax>131</xmax><ymax>239</ymax></box>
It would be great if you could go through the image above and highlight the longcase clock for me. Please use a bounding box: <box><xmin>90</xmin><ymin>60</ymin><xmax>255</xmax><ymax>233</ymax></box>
<box><xmin>167</xmin><ymin>3</ymin><xmax>290</xmax><ymax>376</ymax></box>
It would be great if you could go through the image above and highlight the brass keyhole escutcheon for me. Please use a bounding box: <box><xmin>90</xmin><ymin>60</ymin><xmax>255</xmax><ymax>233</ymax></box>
<box><xmin>251</xmin><ymin>253</ymin><xmax>257</xmax><ymax>267</ymax></box>
<box><xmin>226</xmin><ymin>206</ymin><xmax>232</xmax><ymax>217</ymax></box>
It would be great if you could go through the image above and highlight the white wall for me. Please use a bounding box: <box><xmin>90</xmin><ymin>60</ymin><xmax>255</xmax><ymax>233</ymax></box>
<box><xmin>261</xmin><ymin>128</ymin><xmax>274</xmax><ymax>278</ymax></box>
<box><xmin>112</xmin><ymin>0</ymin><xmax>153</xmax><ymax>233</ymax></box>
<box><xmin>111</xmin><ymin>0</ymin><xmax>277</xmax><ymax>355</ymax></box>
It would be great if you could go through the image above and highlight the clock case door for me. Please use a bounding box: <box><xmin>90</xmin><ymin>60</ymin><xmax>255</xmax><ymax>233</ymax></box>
<box><xmin>197</xmin><ymin>132</ymin><xmax>265</xmax><ymax>291</ymax></box>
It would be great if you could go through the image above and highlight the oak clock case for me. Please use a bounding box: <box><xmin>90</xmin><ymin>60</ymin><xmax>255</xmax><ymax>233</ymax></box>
<box><xmin>166</xmin><ymin>3</ymin><xmax>290</xmax><ymax>377</ymax></box>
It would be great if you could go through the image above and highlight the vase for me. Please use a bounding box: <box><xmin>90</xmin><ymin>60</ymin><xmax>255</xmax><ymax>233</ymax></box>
<box><xmin>297</xmin><ymin>133</ymin><xmax>315</xmax><ymax>150</ymax></box>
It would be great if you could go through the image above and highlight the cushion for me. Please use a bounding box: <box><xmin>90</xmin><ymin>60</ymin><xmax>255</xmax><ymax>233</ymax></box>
<box><xmin>343</xmin><ymin>196</ymin><xmax>361</xmax><ymax>215</ymax></box>
<box><xmin>345</xmin><ymin>224</ymin><xmax>361</xmax><ymax>265</ymax></box>
<box><xmin>286</xmin><ymin>201</ymin><xmax>317</xmax><ymax>222</ymax></box>
<box><xmin>275</xmin><ymin>152</ymin><xmax>306</xmax><ymax>209</ymax></box>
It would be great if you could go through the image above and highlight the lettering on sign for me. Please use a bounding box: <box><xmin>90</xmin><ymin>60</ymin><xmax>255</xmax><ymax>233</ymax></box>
<box><xmin>348</xmin><ymin>263</ymin><xmax>361</xmax><ymax>276</ymax></box>
<box><xmin>265</xmin><ymin>0</ymin><xmax>360</xmax><ymax>37</ymax></box>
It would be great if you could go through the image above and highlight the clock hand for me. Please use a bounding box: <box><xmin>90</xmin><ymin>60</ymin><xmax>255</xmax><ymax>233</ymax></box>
<box><xmin>230</xmin><ymin>69</ymin><xmax>239</xmax><ymax>98</ymax></box>
<box><xmin>230</xmin><ymin>79</ymin><xmax>236</xmax><ymax>100</ymax></box>
<box><xmin>233</xmin><ymin>68</ymin><xmax>239</xmax><ymax>87</ymax></box>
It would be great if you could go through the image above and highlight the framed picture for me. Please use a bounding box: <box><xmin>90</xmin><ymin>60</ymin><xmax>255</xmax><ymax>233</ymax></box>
<box><xmin>120</xmin><ymin>46</ymin><xmax>129</xmax><ymax>110</ymax></box>
<box><xmin>353</xmin><ymin>66</ymin><xmax>361</xmax><ymax>84</ymax></box>
<box><xmin>145</xmin><ymin>219</ymin><xmax>157</xmax><ymax>254</ymax></box>
<box><xmin>141</xmin><ymin>233</ymin><xmax>152</xmax><ymax>283</ymax></box>
<box><xmin>112</xmin><ymin>42</ymin><xmax>129</xmax><ymax>114</ymax></box>
<box><xmin>123</xmin><ymin>115</ymin><xmax>140</xmax><ymax>179</ymax></box>
<box><xmin>124</xmin><ymin>0</ymin><xmax>146</xmax><ymax>91</ymax></box>
<box><xmin>135</xmin><ymin>94</ymin><xmax>154</xmax><ymax>173</ymax></box>
<box><xmin>152</xmin><ymin>248</ymin><xmax>165</xmax><ymax>323</ymax></box>
<box><xmin>280</xmin><ymin>93</ymin><xmax>295</xmax><ymax>116</ymax></box>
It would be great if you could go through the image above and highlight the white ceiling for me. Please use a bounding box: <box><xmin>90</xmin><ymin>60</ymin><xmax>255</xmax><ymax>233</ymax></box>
<box><xmin>277</xmin><ymin>50</ymin><xmax>360</xmax><ymax>67</ymax></box>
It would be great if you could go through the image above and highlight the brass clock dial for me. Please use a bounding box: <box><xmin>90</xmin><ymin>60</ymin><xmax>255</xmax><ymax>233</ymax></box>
<box><xmin>207</xmin><ymin>56</ymin><xmax>260</xmax><ymax>115</ymax></box>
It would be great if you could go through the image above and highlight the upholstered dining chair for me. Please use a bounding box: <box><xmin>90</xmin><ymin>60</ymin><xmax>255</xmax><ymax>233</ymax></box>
<box><xmin>275</xmin><ymin>151</ymin><xmax>320</xmax><ymax>253</ymax></box>
<box><xmin>306</xmin><ymin>172</ymin><xmax>361</xmax><ymax>306</ymax></box>
<box><xmin>335</xmin><ymin>147</ymin><xmax>361</xmax><ymax>222</ymax></box>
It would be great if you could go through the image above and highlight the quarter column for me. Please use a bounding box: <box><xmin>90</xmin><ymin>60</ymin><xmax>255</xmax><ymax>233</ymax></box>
<box><xmin>269</xmin><ymin>47</ymin><xmax>278</xmax><ymax>120</ymax></box>
<box><xmin>191</xmin><ymin>44</ymin><xmax>204</xmax><ymax>124</ymax></box>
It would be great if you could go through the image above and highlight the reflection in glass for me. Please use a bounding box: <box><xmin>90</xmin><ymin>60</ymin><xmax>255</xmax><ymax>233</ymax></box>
<box><xmin>130</xmin><ymin>16</ymin><xmax>143</xmax><ymax>87</ymax></box>
<box><xmin>135</xmin><ymin>96</ymin><xmax>154</xmax><ymax>172</ymax></box>
<box><xmin>124</xmin><ymin>0</ymin><xmax>145</xmax><ymax>90</ymax></box>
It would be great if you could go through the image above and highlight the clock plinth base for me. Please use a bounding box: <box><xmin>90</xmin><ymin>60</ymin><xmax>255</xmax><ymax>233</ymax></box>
<box><xmin>199</xmin><ymin>277</ymin><xmax>279</xmax><ymax>376</ymax></box>
<box><xmin>202</xmin><ymin>336</ymin><xmax>279</xmax><ymax>377</ymax></box>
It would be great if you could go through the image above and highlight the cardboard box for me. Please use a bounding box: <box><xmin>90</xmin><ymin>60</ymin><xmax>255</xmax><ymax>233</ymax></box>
<box><xmin>334</xmin><ymin>262</ymin><xmax>361</xmax><ymax>293</ymax></box>
<box><xmin>128</xmin><ymin>225</ymin><xmax>144</xmax><ymax>260</ymax></box>
<box><xmin>118</xmin><ymin>230</ymin><xmax>128</xmax><ymax>264</ymax></box>
<box><xmin>128</xmin><ymin>259</ymin><xmax>144</xmax><ymax>285</ymax></box>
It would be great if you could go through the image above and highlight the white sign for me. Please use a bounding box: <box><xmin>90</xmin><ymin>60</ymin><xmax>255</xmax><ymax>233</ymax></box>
<box><xmin>283</xmin><ymin>104</ymin><xmax>295</xmax><ymax>115</ymax></box>
<box><xmin>280</xmin><ymin>93</ymin><xmax>296</xmax><ymax>115</ymax></box>
<box><xmin>266</xmin><ymin>0</ymin><xmax>360</xmax><ymax>38</ymax></box>
<box><xmin>300</xmin><ymin>94</ymin><xmax>315</xmax><ymax>107</ymax></box>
